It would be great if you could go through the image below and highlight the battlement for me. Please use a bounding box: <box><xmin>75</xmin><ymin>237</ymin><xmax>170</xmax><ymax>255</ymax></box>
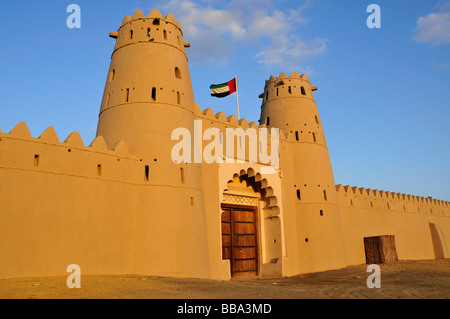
<box><xmin>0</xmin><ymin>121</ymin><xmax>154</xmax><ymax>185</ymax></box>
<box><xmin>335</xmin><ymin>184</ymin><xmax>450</xmax><ymax>216</ymax></box>
<box><xmin>119</xmin><ymin>9</ymin><xmax>181</xmax><ymax>28</ymax></box>
<box><xmin>260</xmin><ymin>71</ymin><xmax>318</xmax><ymax>104</ymax></box>
<box><xmin>195</xmin><ymin>103</ymin><xmax>326</xmax><ymax>144</ymax></box>
<box><xmin>109</xmin><ymin>9</ymin><xmax>190</xmax><ymax>54</ymax></box>
<box><xmin>194</xmin><ymin>104</ymin><xmax>298</xmax><ymax>141</ymax></box>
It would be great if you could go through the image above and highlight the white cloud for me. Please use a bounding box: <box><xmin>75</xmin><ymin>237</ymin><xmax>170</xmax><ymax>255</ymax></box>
<box><xmin>159</xmin><ymin>0</ymin><xmax>327</xmax><ymax>70</ymax></box>
<box><xmin>413</xmin><ymin>2</ymin><xmax>450</xmax><ymax>45</ymax></box>
<box><xmin>256</xmin><ymin>36</ymin><xmax>328</xmax><ymax>71</ymax></box>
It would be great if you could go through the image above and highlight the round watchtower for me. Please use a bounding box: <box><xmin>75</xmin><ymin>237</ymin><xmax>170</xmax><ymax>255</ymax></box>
<box><xmin>260</xmin><ymin>72</ymin><xmax>348</xmax><ymax>274</ymax></box>
<box><xmin>97</xmin><ymin>9</ymin><xmax>194</xmax><ymax>158</ymax></box>
<box><xmin>95</xmin><ymin>10</ymin><xmax>210</xmax><ymax>278</ymax></box>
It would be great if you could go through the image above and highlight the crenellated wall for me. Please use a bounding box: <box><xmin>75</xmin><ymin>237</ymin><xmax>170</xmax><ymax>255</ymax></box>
<box><xmin>336</xmin><ymin>184</ymin><xmax>450</xmax><ymax>265</ymax></box>
<box><xmin>1</xmin><ymin>104</ymin><xmax>449</xmax><ymax>280</ymax></box>
<box><xmin>0</xmin><ymin>120</ymin><xmax>211</xmax><ymax>279</ymax></box>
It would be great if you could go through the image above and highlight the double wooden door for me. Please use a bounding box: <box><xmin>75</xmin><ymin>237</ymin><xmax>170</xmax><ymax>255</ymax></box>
<box><xmin>221</xmin><ymin>205</ymin><xmax>259</xmax><ymax>278</ymax></box>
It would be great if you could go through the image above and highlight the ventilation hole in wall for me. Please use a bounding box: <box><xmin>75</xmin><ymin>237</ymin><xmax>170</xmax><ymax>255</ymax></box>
<box><xmin>180</xmin><ymin>167</ymin><xmax>185</xmax><ymax>184</ymax></box>
<box><xmin>153</xmin><ymin>18</ymin><xmax>160</xmax><ymax>25</ymax></box>
<box><xmin>301</xmin><ymin>86</ymin><xmax>306</xmax><ymax>95</ymax></box>
<box><xmin>296</xmin><ymin>189</ymin><xmax>301</xmax><ymax>200</ymax></box>
<box><xmin>175</xmin><ymin>67</ymin><xmax>182</xmax><ymax>79</ymax></box>
<box><xmin>34</xmin><ymin>154</ymin><xmax>39</xmax><ymax>167</ymax></box>
<box><xmin>266</xmin><ymin>117</ymin><xmax>270</xmax><ymax>126</ymax></box>
<box><xmin>154</xmin><ymin>158</ymin><xmax>157</xmax><ymax>162</ymax></box>
<box><xmin>145</xmin><ymin>165</ymin><xmax>149</xmax><ymax>181</ymax></box>
<box><xmin>147</xmin><ymin>28</ymin><xmax>151</xmax><ymax>37</ymax></box>
<box><xmin>151</xmin><ymin>87</ymin><xmax>157</xmax><ymax>101</ymax></box>
<box><xmin>295</xmin><ymin>131</ymin><xmax>299</xmax><ymax>141</ymax></box>
<box><xmin>320</xmin><ymin>210</ymin><xmax>324</xmax><ymax>216</ymax></box>
<box><xmin>129</xmin><ymin>30</ymin><xmax>133</xmax><ymax>40</ymax></box>
<box><xmin>177</xmin><ymin>91</ymin><xmax>181</xmax><ymax>105</ymax></box>
<box><xmin>68</xmin><ymin>149</ymin><xmax>72</xmax><ymax>153</ymax></box>
<box><xmin>276</xmin><ymin>88</ymin><xmax>279</xmax><ymax>96</ymax></box>
<box><xmin>105</xmin><ymin>94</ymin><xmax>110</xmax><ymax>107</ymax></box>
<box><xmin>163</xmin><ymin>30</ymin><xmax>167</xmax><ymax>40</ymax></box>
<box><xmin>370</xmin><ymin>201</ymin><xmax>373</xmax><ymax>207</ymax></box>
<box><xmin>191</xmin><ymin>197</ymin><xmax>195</xmax><ymax>206</ymax></box>
<box><xmin>315</xmin><ymin>115</ymin><xmax>320</xmax><ymax>125</ymax></box>
<box><xmin>323</xmin><ymin>190</ymin><xmax>328</xmax><ymax>201</ymax></box>
<box><xmin>265</xmin><ymin>91</ymin><xmax>268</xmax><ymax>100</ymax></box>
<box><xmin>97</xmin><ymin>164</ymin><xmax>102</xmax><ymax>176</ymax></box>
<box><xmin>273</xmin><ymin>239</ymin><xmax>277</xmax><ymax>244</ymax></box>
<box><xmin>288</xmin><ymin>86</ymin><xmax>292</xmax><ymax>94</ymax></box>
<box><xmin>350</xmin><ymin>199</ymin><xmax>353</xmax><ymax>206</ymax></box>
<box><xmin>305</xmin><ymin>238</ymin><xmax>309</xmax><ymax>243</ymax></box>
<box><xmin>312</xmin><ymin>132</ymin><xmax>316</xmax><ymax>142</ymax></box>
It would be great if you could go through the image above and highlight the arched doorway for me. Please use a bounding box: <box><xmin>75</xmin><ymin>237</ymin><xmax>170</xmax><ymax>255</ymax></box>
<box><xmin>220</xmin><ymin>170</ymin><xmax>282</xmax><ymax>278</ymax></box>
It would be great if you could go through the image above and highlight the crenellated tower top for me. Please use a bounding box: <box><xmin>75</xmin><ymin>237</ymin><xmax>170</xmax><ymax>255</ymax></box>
<box><xmin>261</xmin><ymin>71</ymin><xmax>318</xmax><ymax>105</ymax></box>
<box><xmin>109</xmin><ymin>9</ymin><xmax>190</xmax><ymax>57</ymax></box>
<box><xmin>259</xmin><ymin>71</ymin><xmax>324</xmax><ymax>147</ymax></box>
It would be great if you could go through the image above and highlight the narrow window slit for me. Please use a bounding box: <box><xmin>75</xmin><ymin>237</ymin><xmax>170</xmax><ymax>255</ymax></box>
<box><xmin>180</xmin><ymin>167</ymin><xmax>185</xmax><ymax>184</ymax></box>
<box><xmin>145</xmin><ymin>166</ymin><xmax>149</xmax><ymax>181</ymax></box>
<box><xmin>301</xmin><ymin>86</ymin><xmax>306</xmax><ymax>95</ymax></box>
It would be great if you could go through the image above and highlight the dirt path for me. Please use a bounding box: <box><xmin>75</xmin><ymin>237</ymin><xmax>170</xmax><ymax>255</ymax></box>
<box><xmin>1</xmin><ymin>259</ymin><xmax>449</xmax><ymax>299</ymax></box>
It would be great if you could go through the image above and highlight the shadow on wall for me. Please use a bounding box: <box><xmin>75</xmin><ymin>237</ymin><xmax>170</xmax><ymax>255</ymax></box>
<box><xmin>430</xmin><ymin>223</ymin><xmax>447</xmax><ymax>259</ymax></box>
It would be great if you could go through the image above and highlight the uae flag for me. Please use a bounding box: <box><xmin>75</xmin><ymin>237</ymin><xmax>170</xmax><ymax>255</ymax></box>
<box><xmin>210</xmin><ymin>78</ymin><xmax>237</xmax><ymax>98</ymax></box>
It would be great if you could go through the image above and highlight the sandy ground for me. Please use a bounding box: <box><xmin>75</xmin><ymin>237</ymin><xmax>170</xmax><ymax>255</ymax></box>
<box><xmin>0</xmin><ymin>259</ymin><xmax>449</xmax><ymax>299</ymax></box>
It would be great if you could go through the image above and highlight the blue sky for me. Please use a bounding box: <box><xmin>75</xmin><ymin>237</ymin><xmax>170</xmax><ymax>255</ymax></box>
<box><xmin>0</xmin><ymin>0</ymin><xmax>449</xmax><ymax>200</ymax></box>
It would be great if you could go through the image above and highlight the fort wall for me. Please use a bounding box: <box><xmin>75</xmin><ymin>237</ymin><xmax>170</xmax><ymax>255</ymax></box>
<box><xmin>0</xmin><ymin>122</ymin><xmax>211</xmax><ymax>279</ymax></box>
<box><xmin>0</xmin><ymin>8</ymin><xmax>448</xmax><ymax>281</ymax></box>
<box><xmin>336</xmin><ymin>185</ymin><xmax>450</xmax><ymax>265</ymax></box>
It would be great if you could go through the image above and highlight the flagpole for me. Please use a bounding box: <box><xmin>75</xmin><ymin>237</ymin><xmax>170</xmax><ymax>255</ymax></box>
<box><xmin>235</xmin><ymin>75</ymin><xmax>240</xmax><ymax>120</ymax></box>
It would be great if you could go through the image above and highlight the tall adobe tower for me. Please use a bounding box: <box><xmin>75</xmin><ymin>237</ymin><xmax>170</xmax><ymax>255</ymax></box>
<box><xmin>96</xmin><ymin>10</ymin><xmax>210</xmax><ymax>278</ymax></box>
<box><xmin>97</xmin><ymin>9</ymin><xmax>195</xmax><ymax>159</ymax></box>
<box><xmin>96</xmin><ymin>9</ymin><xmax>202</xmax><ymax>189</ymax></box>
<box><xmin>260</xmin><ymin>72</ymin><xmax>347</xmax><ymax>274</ymax></box>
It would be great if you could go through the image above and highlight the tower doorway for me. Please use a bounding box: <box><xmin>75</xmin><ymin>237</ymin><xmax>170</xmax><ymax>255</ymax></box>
<box><xmin>221</xmin><ymin>204</ymin><xmax>259</xmax><ymax>278</ymax></box>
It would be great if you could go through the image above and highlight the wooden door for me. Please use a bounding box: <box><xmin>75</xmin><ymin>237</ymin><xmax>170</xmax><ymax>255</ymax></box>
<box><xmin>364</xmin><ymin>235</ymin><xmax>398</xmax><ymax>264</ymax></box>
<box><xmin>221</xmin><ymin>205</ymin><xmax>259</xmax><ymax>278</ymax></box>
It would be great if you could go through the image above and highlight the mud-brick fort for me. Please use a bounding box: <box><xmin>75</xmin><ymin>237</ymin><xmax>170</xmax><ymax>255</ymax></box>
<box><xmin>0</xmin><ymin>9</ymin><xmax>448</xmax><ymax>280</ymax></box>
